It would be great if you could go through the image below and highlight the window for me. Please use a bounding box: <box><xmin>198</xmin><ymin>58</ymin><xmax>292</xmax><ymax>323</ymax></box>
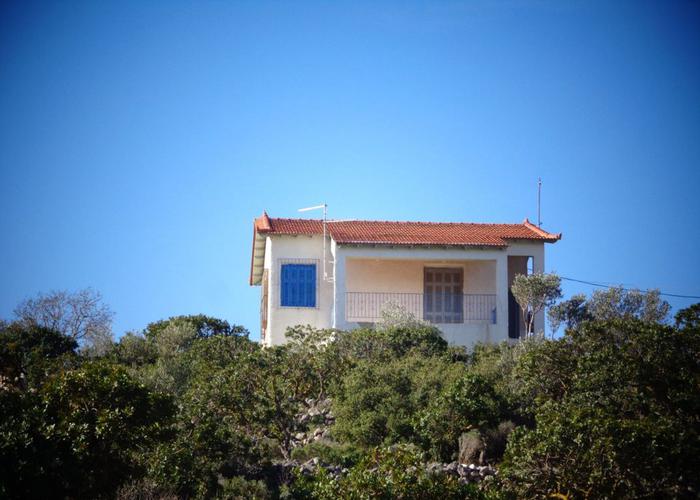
<box><xmin>424</xmin><ymin>267</ymin><xmax>463</xmax><ymax>323</ymax></box>
<box><xmin>280</xmin><ymin>263</ymin><xmax>316</xmax><ymax>307</ymax></box>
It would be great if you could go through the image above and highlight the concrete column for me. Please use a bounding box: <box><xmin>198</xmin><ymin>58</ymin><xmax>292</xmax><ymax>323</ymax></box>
<box><xmin>495</xmin><ymin>252</ymin><xmax>509</xmax><ymax>342</ymax></box>
<box><xmin>532</xmin><ymin>248</ymin><xmax>546</xmax><ymax>334</ymax></box>
<box><xmin>332</xmin><ymin>242</ymin><xmax>346</xmax><ymax>330</ymax></box>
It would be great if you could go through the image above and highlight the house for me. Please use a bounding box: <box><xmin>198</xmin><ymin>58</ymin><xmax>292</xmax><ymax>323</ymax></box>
<box><xmin>249</xmin><ymin>212</ymin><xmax>561</xmax><ymax>348</ymax></box>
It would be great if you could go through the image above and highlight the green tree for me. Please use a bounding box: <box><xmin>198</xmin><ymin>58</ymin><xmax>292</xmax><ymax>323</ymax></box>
<box><xmin>0</xmin><ymin>321</ymin><xmax>77</xmax><ymax>390</ymax></box>
<box><xmin>511</xmin><ymin>273</ymin><xmax>562</xmax><ymax>337</ymax></box>
<box><xmin>548</xmin><ymin>286</ymin><xmax>671</xmax><ymax>333</ymax></box>
<box><xmin>333</xmin><ymin>354</ymin><xmax>464</xmax><ymax>448</ymax></box>
<box><xmin>144</xmin><ymin>314</ymin><xmax>248</xmax><ymax>342</ymax></box>
<box><xmin>415</xmin><ymin>373</ymin><xmax>507</xmax><ymax>461</ymax></box>
<box><xmin>675</xmin><ymin>302</ymin><xmax>700</xmax><ymax>330</ymax></box>
<box><xmin>291</xmin><ymin>445</ymin><xmax>484</xmax><ymax>500</ymax></box>
<box><xmin>1</xmin><ymin>362</ymin><xmax>174</xmax><ymax>499</ymax></box>
<box><xmin>500</xmin><ymin>318</ymin><xmax>700</xmax><ymax>498</ymax></box>
<box><xmin>331</xmin><ymin>323</ymin><xmax>448</xmax><ymax>364</ymax></box>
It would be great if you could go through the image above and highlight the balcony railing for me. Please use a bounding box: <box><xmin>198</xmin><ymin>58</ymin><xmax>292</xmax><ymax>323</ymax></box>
<box><xmin>345</xmin><ymin>292</ymin><xmax>497</xmax><ymax>324</ymax></box>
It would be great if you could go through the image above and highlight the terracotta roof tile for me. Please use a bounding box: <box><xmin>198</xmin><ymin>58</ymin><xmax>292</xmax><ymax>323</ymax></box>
<box><xmin>255</xmin><ymin>216</ymin><xmax>561</xmax><ymax>246</ymax></box>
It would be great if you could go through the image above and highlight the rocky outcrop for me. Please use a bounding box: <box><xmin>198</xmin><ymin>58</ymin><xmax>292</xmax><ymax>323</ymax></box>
<box><xmin>277</xmin><ymin>457</ymin><xmax>497</xmax><ymax>485</ymax></box>
<box><xmin>293</xmin><ymin>398</ymin><xmax>335</xmax><ymax>447</ymax></box>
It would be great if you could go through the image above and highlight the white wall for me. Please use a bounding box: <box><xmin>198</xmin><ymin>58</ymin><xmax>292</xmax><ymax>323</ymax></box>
<box><xmin>263</xmin><ymin>234</ymin><xmax>333</xmax><ymax>346</ymax></box>
<box><xmin>346</xmin><ymin>259</ymin><xmax>496</xmax><ymax>294</ymax></box>
<box><xmin>333</xmin><ymin>244</ymin><xmax>509</xmax><ymax>347</ymax></box>
<box><xmin>262</xmin><ymin>236</ymin><xmax>548</xmax><ymax>348</ymax></box>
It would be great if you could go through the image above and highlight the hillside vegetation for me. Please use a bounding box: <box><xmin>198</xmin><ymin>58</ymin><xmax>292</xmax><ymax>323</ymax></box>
<box><xmin>1</xmin><ymin>296</ymin><xmax>699</xmax><ymax>499</ymax></box>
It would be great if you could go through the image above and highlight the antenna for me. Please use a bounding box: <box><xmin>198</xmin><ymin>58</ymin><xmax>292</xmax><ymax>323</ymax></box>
<box><xmin>537</xmin><ymin>177</ymin><xmax>542</xmax><ymax>228</ymax></box>
<box><xmin>297</xmin><ymin>203</ymin><xmax>331</xmax><ymax>282</ymax></box>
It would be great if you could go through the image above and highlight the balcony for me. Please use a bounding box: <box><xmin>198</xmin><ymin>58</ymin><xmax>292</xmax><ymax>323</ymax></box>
<box><xmin>345</xmin><ymin>292</ymin><xmax>497</xmax><ymax>324</ymax></box>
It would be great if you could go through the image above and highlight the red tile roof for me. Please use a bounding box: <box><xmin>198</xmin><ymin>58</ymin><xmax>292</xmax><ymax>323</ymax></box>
<box><xmin>253</xmin><ymin>213</ymin><xmax>561</xmax><ymax>247</ymax></box>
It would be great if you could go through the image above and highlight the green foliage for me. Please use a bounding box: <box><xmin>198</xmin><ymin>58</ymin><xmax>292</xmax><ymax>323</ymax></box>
<box><xmin>675</xmin><ymin>303</ymin><xmax>700</xmax><ymax>330</ymax></box>
<box><xmin>110</xmin><ymin>331</ymin><xmax>157</xmax><ymax>367</ymax></box>
<box><xmin>332</xmin><ymin>354</ymin><xmax>464</xmax><ymax>448</ymax></box>
<box><xmin>0</xmin><ymin>321</ymin><xmax>77</xmax><ymax>389</ymax></box>
<box><xmin>546</xmin><ymin>293</ymin><xmax>590</xmax><ymax>332</ymax></box>
<box><xmin>511</xmin><ymin>272</ymin><xmax>562</xmax><ymax>335</ymax></box>
<box><xmin>0</xmin><ymin>361</ymin><xmax>174</xmax><ymax>499</ymax></box>
<box><xmin>131</xmin><ymin>317</ymin><xmax>256</xmax><ymax>396</ymax></box>
<box><xmin>5</xmin><ymin>301</ymin><xmax>700</xmax><ymax>499</ymax></box>
<box><xmin>144</xmin><ymin>314</ymin><xmax>248</xmax><ymax>342</ymax></box>
<box><xmin>415</xmin><ymin>373</ymin><xmax>507</xmax><ymax>462</ymax></box>
<box><xmin>219</xmin><ymin>476</ymin><xmax>272</xmax><ymax>499</ymax></box>
<box><xmin>291</xmin><ymin>441</ymin><xmax>363</xmax><ymax>468</ymax></box>
<box><xmin>548</xmin><ymin>286</ymin><xmax>671</xmax><ymax>333</ymax></box>
<box><xmin>500</xmin><ymin>318</ymin><xmax>700</xmax><ymax>498</ymax></box>
<box><xmin>290</xmin><ymin>445</ymin><xmax>486</xmax><ymax>500</ymax></box>
<box><xmin>285</xmin><ymin>325</ymin><xmax>348</xmax><ymax>400</ymax></box>
<box><xmin>332</xmin><ymin>323</ymin><xmax>448</xmax><ymax>363</ymax></box>
<box><xmin>467</xmin><ymin>341</ymin><xmax>533</xmax><ymax>417</ymax></box>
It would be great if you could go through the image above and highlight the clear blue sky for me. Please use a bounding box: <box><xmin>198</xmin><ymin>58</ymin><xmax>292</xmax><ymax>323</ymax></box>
<box><xmin>2</xmin><ymin>1</ymin><xmax>699</xmax><ymax>340</ymax></box>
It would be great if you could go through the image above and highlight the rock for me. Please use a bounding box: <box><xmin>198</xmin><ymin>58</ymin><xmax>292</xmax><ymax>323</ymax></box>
<box><xmin>426</xmin><ymin>462</ymin><xmax>443</xmax><ymax>474</ymax></box>
<box><xmin>444</xmin><ymin>462</ymin><xmax>458</xmax><ymax>475</ymax></box>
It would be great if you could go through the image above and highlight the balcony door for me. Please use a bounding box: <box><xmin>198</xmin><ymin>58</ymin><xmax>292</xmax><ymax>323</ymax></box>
<box><xmin>424</xmin><ymin>267</ymin><xmax>463</xmax><ymax>324</ymax></box>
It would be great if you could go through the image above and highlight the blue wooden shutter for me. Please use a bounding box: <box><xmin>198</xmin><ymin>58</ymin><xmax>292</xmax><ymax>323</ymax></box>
<box><xmin>281</xmin><ymin>264</ymin><xmax>316</xmax><ymax>307</ymax></box>
<box><xmin>281</xmin><ymin>265</ymin><xmax>291</xmax><ymax>306</ymax></box>
<box><xmin>305</xmin><ymin>265</ymin><xmax>316</xmax><ymax>307</ymax></box>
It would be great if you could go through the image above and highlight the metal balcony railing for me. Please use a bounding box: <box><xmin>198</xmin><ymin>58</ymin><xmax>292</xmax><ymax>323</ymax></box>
<box><xmin>345</xmin><ymin>292</ymin><xmax>497</xmax><ymax>324</ymax></box>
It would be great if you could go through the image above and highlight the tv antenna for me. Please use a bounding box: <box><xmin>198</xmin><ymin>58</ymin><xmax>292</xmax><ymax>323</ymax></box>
<box><xmin>298</xmin><ymin>203</ymin><xmax>331</xmax><ymax>282</ymax></box>
<box><xmin>537</xmin><ymin>177</ymin><xmax>542</xmax><ymax>227</ymax></box>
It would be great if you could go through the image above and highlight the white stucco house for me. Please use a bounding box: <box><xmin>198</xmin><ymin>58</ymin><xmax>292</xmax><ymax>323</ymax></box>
<box><xmin>249</xmin><ymin>212</ymin><xmax>561</xmax><ymax>348</ymax></box>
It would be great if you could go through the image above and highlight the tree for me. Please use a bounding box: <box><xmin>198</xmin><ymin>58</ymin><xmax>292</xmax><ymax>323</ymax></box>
<box><xmin>675</xmin><ymin>303</ymin><xmax>700</xmax><ymax>330</ymax></box>
<box><xmin>500</xmin><ymin>318</ymin><xmax>700</xmax><ymax>498</ymax></box>
<box><xmin>548</xmin><ymin>286</ymin><xmax>671</xmax><ymax>334</ymax></box>
<box><xmin>144</xmin><ymin>314</ymin><xmax>248</xmax><ymax>342</ymax></box>
<box><xmin>0</xmin><ymin>362</ymin><xmax>174</xmax><ymax>499</ymax></box>
<box><xmin>13</xmin><ymin>288</ymin><xmax>114</xmax><ymax>352</ymax></box>
<box><xmin>332</xmin><ymin>354</ymin><xmax>464</xmax><ymax>449</ymax></box>
<box><xmin>415</xmin><ymin>373</ymin><xmax>507</xmax><ymax>461</ymax></box>
<box><xmin>0</xmin><ymin>322</ymin><xmax>77</xmax><ymax>390</ymax></box>
<box><xmin>291</xmin><ymin>445</ymin><xmax>481</xmax><ymax>499</ymax></box>
<box><xmin>510</xmin><ymin>273</ymin><xmax>562</xmax><ymax>337</ymax></box>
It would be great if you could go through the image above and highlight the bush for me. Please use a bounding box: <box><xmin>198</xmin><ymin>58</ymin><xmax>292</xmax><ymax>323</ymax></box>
<box><xmin>415</xmin><ymin>373</ymin><xmax>507</xmax><ymax>461</ymax></box>
<box><xmin>291</xmin><ymin>445</ymin><xmax>485</xmax><ymax>499</ymax></box>
<box><xmin>500</xmin><ymin>319</ymin><xmax>700</xmax><ymax>498</ymax></box>
<box><xmin>1</xmin><ymin>362</ymin><xmax>174</xmax><ymax>499</ymax></box>
<box><xmin>291</xmin><ymin>441</ymin><xmax>363</xmax><ymax>468</ymax></box>
<box><xmin>332</xmin><ymin>324</ymin><xmax>449</xmax><ymax>362</ymax></box>
<box><xmin>332</xmin><ymin>354</ymin><xmax>464</xmax><ymax>448</ymax></box>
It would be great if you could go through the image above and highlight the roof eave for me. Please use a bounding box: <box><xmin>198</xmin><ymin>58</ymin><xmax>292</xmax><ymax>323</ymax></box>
<box><xmin>522</xmin><ymin>218</ymin><xmax>562</xmax><ymax>243</ymax></box>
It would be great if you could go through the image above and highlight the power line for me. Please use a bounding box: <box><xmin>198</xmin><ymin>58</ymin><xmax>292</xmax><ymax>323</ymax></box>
<box><xmin>560</xmin><ymin>276</ymin><xmax>700</xmax><ymax>300</ymax></box>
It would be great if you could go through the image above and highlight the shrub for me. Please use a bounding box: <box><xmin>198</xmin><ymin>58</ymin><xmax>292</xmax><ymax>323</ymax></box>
<box><xmin>291</xmin><ymin>445</ymin><xmax>485</xmax><ymax>499</ymax></box>
<box><xmin>291</xmin><ymin>441</ymin><xmax>363</xmax><ymax>468</ymax></box>
<box><xmin>500</xmin><ymin>319</ymin><xmax>700</xmax><ymax>498</ymax></box>
<box><xmin>332</xmin><ymin>354</ymin><xmax>464</xmax><ymax>448</ymax></box>
<box><xmin>415</xmin><ymin>373</ymin><xmax>507</xmax><ymax>461</ymax></box>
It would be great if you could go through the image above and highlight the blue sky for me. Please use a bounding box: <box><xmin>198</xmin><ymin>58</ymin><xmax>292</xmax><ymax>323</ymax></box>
<box><xmin>1</xmin><ymin>1</ymin><xmax>699</xmax><ymax>340</ymax></box>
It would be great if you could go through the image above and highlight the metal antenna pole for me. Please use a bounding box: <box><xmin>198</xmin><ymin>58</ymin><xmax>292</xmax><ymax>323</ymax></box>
<box><xmin>322</xmin><ymin>203</ymin><xmax>327</xmax><ymax>280</ymax></box>
<box><xmin>298</xmin><ymin>203</ymin><xmax>329</xmax><ymax>281</ymax></box>
<box><xmin>537</xmin><ymin>177</ymin><xmax>542</xmax><ymax>227</ymax></box>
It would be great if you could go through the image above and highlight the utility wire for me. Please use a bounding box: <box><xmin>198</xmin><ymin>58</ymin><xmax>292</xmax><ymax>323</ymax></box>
<box><xmin>560</xmin><ymin>276</ymin><xmax>700</xmax><ymax>300</ymax></box>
